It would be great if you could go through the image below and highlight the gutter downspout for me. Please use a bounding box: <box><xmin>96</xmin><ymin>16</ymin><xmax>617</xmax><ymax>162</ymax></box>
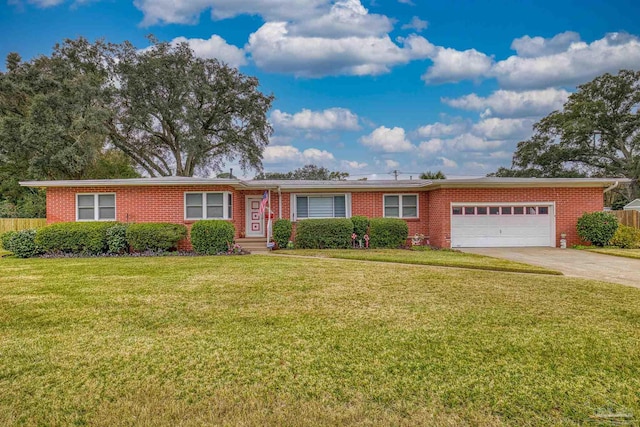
<box><xmin>277</xmin><ymin>186</ymin><xmax>282</xmax><ymax>219</ymax></box>
<box><xmin>604</xmin><ymin>181</ymin><xmax>619</xmax><ymax>193</ymax></box>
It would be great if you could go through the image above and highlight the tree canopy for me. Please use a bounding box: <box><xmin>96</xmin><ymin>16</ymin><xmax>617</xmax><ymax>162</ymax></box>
<box><xmin>254</xmin><ymin>164</ymin><xmax>349</xmax><ymax>180</ymax></box>
<box><xmin>0</xmin><ymin>42</ymin><xmax>138</xmax><ymax>217</ymax></box>
<box><xmin>108</xmin><ymin>38</ymin><xmax>273</xmax><ymax>177</ymax></box>
<box><xmin>420</xmin><ymin>170</ymin><xmax>446</xmax><ymax>179</ymax></box>
<box><xmin>492</xmin><ymin>70</ymin><xmax>640</xmax><ymax>200</ymax></box>
<box><xmin>0</xmin><ymin>36</ymin><xmax>274</xmax><ymax>216</ymax></box>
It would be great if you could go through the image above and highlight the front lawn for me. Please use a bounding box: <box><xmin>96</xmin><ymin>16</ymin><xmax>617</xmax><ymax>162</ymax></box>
<box><xmin>1</xmin><ymin>256</ymin><xmax>639</xmax><ymax>426</ymax></box>
<box><xmin>282</xmin><ymin>248</ymin><xmax>561</xmax><ymax>274</ymax></box>
<box><xmin>585</xmin><ymin>247</ymin><xmax>640</xmax><ymax>260</ymax></box>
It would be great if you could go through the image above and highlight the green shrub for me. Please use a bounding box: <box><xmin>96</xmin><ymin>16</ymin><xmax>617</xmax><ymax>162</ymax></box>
<box><xmin>576</xmin><ymin>212</ymin><xmax>618</xmax><ymax>247</ymax></box>
<box><xmin>36</xmin><ymin>222</ymin><xmax>116</xmax><ymax>254</ymax></box>
<box><xmin>272</xmin><ymin>219</ymin><xmax>293</xmax><ymax>249</ymax></box>
<box><xmin>368</xmin><ymin>218</ymin><xmax>409</xmax><ymax>248</ymax></box>
<box><xmin>1</xmin><ymin>231</ymin><xmax>16</xmax><ymax>251</ymax></box>
<box><xmin>351</xmin><ymin>215</ymin><xmax>369</xmax><ymax>238</ymax></box>
<box><xmin>1</xmin><ymin>229</ymin><xmax>40</xmax><ymax>258</ymax></box>
<box><xmin>609</xmin><ymin>224</ymin><xmax>640</xmax><ymax>248</ymax></box>
<box><xmin>126</xmin><ymin>223</ymin><xmax>187</xmax><ymax>252</ymax></box>
<box><xmin>106</xmin><ymin>223</ymin><xmax>130</xmax><ymax>254</ymax></box>
<box><xmin>190</xmin><ymin>220</ymin><xmax>235</xmax><ymax>255</ymax></box>
<box><xmin>295</xmin><ymin>218</ymin><xmax>354</xmax><ymax>249</ymax></box>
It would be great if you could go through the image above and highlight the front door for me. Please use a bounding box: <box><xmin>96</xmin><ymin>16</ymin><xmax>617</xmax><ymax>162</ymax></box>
<box><xmin>246</xmin><ymin>196</ymin><xmax>264</xmax><ymax>237</ymax></box>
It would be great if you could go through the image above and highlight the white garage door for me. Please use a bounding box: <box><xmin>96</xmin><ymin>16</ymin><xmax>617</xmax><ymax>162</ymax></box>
<box><xmin>451</xmin><ymin>204</ymin><xmax>554</xmax><ymax>248</ymax></box>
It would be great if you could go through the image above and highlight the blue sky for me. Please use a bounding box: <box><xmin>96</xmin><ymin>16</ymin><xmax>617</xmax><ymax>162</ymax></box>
<box><xmin>2</xmin><ymin>0</ymin><xmax>640</xmax><ymax>179</ymax></box>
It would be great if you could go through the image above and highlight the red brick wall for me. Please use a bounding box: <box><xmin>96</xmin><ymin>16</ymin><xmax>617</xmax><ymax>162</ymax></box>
<box><xmin>46</xmin><ymin>185</ymin><xmax>604</xmax><ymax>249</ymax></box>
<box><xmin>46</xmin><ymin>186</ymin><xmax>282</xmax><ymax>249</ymax></box>
<box><xmin>426</xmin><ymin>187</ymin><xmax>604</xmax><ymax>248</ymax></box>
<box><xmin>277</xmin><ymin>191</ymin><xmax>430</xmax><ymax>238</ymax></box>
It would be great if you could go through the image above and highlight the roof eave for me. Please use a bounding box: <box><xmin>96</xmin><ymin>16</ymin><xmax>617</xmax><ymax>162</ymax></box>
<box><xmin>19</xmin><ymin>178</ymin><xmax>247</xmax><ymax>188</ymax></box>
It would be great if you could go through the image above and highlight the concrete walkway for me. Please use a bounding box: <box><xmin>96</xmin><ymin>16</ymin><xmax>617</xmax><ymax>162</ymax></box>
<box><xmin>461</xmin><ymin>247</ymin><xmax>640</xmax><ymax>289</ymax></box>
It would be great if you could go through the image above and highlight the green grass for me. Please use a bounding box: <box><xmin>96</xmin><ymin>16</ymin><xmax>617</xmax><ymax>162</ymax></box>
<box><xmin>0</xmin><ymin>249</ymin><xmax>9</xmax><ymax>257</ymax></box>
<box><xmin>585</xmin><ymin>247</ymin><xmax>640</xmax><ymax>260</ymax></box>
<box><xmin>282</xmin><ymin>248</ymin><xmax>562</xmax><ymax>275</ymax></box>
<box><xmin>1</xmin><ymin>256</ymin><xmax>640</xmax><ymax>426</ymax></box>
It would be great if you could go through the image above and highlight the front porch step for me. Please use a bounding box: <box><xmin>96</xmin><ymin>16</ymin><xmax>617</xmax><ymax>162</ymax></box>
<box><xmin>236</xmin><ymin>238</ymin><xmax>271</xmax><ymax>253</ymax></box>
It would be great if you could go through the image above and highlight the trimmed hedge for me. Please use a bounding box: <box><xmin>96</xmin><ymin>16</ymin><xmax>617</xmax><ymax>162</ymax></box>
<box><xmin>126</xmin><ymin>223</ymin><xmax>187</xmax><ymax>252</ymax></box>
<box><xmin>106</xmin><ymin>223</ymin><xmax>130</xmax><ymax>254</ymax></box>
<box><xmin>35</xmin><ymin>222</ymin><xmax>116</xmax><ymax>254</ymax></box>
<box><xmin>1</xmin><ymin>229</ymin><xmax>40</xmax><ymax>258</ymax></box>
<box><xmin>609</xmin><ymin>224</ymin><xmax>640</xmax><ymax>249</ymax></box>
<box><xmin>368</xmin><ymin>218</ymin><xmax>409</xmax><ymax>248</ymax></box>
<box><xmin>577</xmin><ymin>212</ymin><xmax>618</xmax><ymax>247</ymax></box>
<box><xmin>351</xmin><ymin>215</ymin><xmax>369</xmax><ymax>238</ymax></box>
<box><xmin>272</xmin><ymin>219</ymin><xmax>293</xmax><ymax>249</ymax></box>
<box><xmin>295</xmin><ymin>218</ymin><xmax>353</xmax><ymax>249</ymax></box>
<box><xmin>190</xmin><ymin>220</ymin><xmax>235</xmax><ymax>255</ymax></box>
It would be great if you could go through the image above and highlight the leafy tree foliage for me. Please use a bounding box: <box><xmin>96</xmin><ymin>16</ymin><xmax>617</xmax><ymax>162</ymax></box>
<box><xmin>108</xmin><ymin>38</ymin><xmax>273</xmax><ymax>177</ymax></box>
<box><xmin>1</xmin><ymin>36</ymin><xmax>272</xmax><ymax>216</ymax></box>
<box><xmin>0</xmin><ymin>41</ymin><xmax>136</xmax><ymax>217</ymax></box>
<box><xmin>254</xmin><ymin>164</ymin><xmax>348</xmax><ymax>180</ymax></box>
<box><xmin>419</xmin><ymin>170</ymin><xmax>446</xmax><ymax>179</ymax></box>
<box><xmin>492</xmin><ymin>70</ymin><xmax>640</xmax><ymax>199</ymax></box>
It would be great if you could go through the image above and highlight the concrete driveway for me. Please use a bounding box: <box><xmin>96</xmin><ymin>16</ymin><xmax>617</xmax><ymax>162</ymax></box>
<box><xmin>461</xmin><ymin>247</ymin><xmax>640</xmax><ymax>288</ymax></box>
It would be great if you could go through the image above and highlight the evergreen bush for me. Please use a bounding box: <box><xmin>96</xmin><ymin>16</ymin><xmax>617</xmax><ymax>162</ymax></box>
<box><xmin>295</xmin><ymin>218</ymin><xmax>353</xmax><ymax>249</ymax></box>
<box><xmin>190</xmin><ymin>220</ymin><xmax>235</xmax><ymax>255</ymax></box>
<box><xmin>576</xmin><ymin>212</ymin><xmax>618</xmax><ymax>247</ymax></box>
<box><xmin>368</xmin><ymin>218</ymin><xmax>409</xmax><ymax>248</ymax></box>
<box><xmin>126</xmin><ymin>223</ymin><xmax>187</xmax><ymax>252</ymax></box>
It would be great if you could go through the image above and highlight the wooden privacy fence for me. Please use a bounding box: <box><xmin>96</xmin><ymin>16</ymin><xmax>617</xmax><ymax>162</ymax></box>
<box><xmin>611</xmin><ymin>210</ymin><xmax>640</xmax><ymax>229</ymax></box>
<box><xmin>0</xmin><ymin>218</ymin><xmax>47</xmax><ymax>234</ymax></box>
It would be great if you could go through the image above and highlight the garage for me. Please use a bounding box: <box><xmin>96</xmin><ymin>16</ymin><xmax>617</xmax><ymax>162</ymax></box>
<box><xmin>450</xmin><ymin>203</ymin><xmax>554</xmax><ymax>248</ymax></box>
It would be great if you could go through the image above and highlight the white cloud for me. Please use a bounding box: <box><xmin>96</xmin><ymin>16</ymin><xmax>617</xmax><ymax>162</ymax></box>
<box><xmin>510</xmin><ymin>31</ymin><xmax>581</xmax><ymax>58</ymax></box>
<box><xmin>268</xmin><ymin>135</ymin><xmax>293</xmax><ymax>146</ymax></box>
<box><xmin>303</xmin><ymin>148</ymin><xmax>334</xmax><ymax>162</ymax></box>
<box><xmin>417</xmin><ymin>138</ymin><xmax>444</xmax><ymax>155</ymax></box>
<box><xmin>401</xmin><ymin>16</ymin><xmax>428</xmax><ymax>32</ymax></box>
<box><xmin>134</xmin><ymin>0</ymin><xmax>328</xmax><ymax>26</ymax></box>
<box><xmin>417</xmin><ymin>133</ymin><xmax>504</xmax><ymax>158</ymax></box>
<box><xmin>262</xmin><ymin>145</ymin><xmax>303</xmax><ymax>163</ymax></box>
<box><xmin>420</xmin><ymin>31</ymin><xmax>640</xmax><ymax>89</ymax></box>
<box><xmin>168</xmin><ymin>35</ymin><xmax>247</xmax><ymax>67</ymax></box>
<box><xmin>492</xmin><ymin>32</ymin><xmax>640</xmax><ymax>89</ymax></box>
<box><xmin>385</xmin><ymin>159</ymin><xmax>400</xmax><ymax>168</ymax></box>
<box><xmin>247</xmin><ymin>22</ymin><xmax>433</xmax><ymax>77</ymax></box>
<box><xmin>416</xmin><ymin>121</ymin><xmax>467</xmax><ymax>138</ymax></box>
<box><xmin>359</xmin><ymin>126</ymin><xmax>415</xmax><ymax>152</ymax></box>
<box><xmin>397</xmin><ymin>0</ymin><xmax>415</xmax><ymax>4</ymax></box>
<box><xmin>438</xmin><ymin>157</ymin><xmax>458</xmax><ymax>168</ymax></box>
<box><xmin>271</xmin><ymin>107</ymin><xmax>360</xmax><ymax>131</ymax></box>
<box><xmin>288</xmin><ymin>0</ymin><xmax>392</xmax><ymax>38</ymax></box>
<box><xmin>422</xmin><ymin>47</ymin><xmax>493</xmax><ymax>84</ymax></box>
<box><xmin>342</xmin><ymin>160</ymin><xmax>368</xmax><ymax>169</ymax></box>
<box><xmin>262</xmin><ymin>145</ymin><xmax>334</xmax><ymax>164</ymax></box>
<box><xmin>443</xmin><ymin>88</ymin><xmax>570</xmax><ymax>118</ymax></box>
<box><xmin>446</xmin><ymin>133</ymin><xmax>504</xmax><ymax>151</ymax></box>
<box><xmin>471</xmin><ymin>118</ymin><xmax>534</xmax><ymax>141</ymax></box>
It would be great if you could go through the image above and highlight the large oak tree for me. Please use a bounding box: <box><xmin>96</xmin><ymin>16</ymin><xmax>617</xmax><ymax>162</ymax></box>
<box><xmin>493</xmin><ymin>70</ymin><xmax>640</xmax><ymax>200</ymax></box>
<box><xmin>0</xmin><ymin>36</ymin><xmax>274</xmax><ymax>215</ymax></box>
<box><xmin>108</xmin><ymin>39</ymin><xmax>274</xmax><ymax>177</ymax></box>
